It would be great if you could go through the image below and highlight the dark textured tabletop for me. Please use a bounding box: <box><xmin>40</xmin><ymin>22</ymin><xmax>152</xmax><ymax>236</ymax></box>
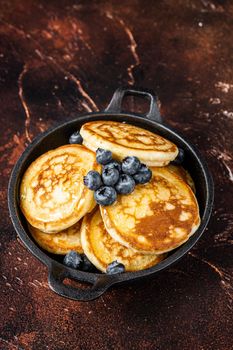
<box><xmin>1</xmin><ymin>1</ymin><xmax>233</xmax><ymax>349</ymax></box>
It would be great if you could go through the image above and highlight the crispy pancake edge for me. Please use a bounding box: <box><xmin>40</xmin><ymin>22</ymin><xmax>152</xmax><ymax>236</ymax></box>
<box><xmin>28</xmin><ymin>221</ymin><xmax>84</xmax><ymax>254</ymax></box>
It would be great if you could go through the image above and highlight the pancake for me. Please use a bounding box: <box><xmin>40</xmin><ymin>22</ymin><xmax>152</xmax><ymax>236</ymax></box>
<box><xmin>81</xmin><ymin>208</ymin><xmax>164</xmax><ymax>272</ymax></box>
<box><xmin>101</xmin><ymin>167</ymin><xmax>200</xmax><ymax>254</ymax></box>
<box><xmin>80</xmin><ymin>121</ymin><xmax>178</xmax><ymax>166</ymax></box>
<box><xmin>20</xmin><ymin>144</ymin><xmax>100</xmax><ymax>233</ymax></box>
<box><xmin>166</xmin><ymin>164</ymin><xmax>196</xmax><ymax>193</ymax></box>
<box><xmin>28</xmin><ymin>220</ymin><xmax>83</xmax><ymax>254</ymax></box>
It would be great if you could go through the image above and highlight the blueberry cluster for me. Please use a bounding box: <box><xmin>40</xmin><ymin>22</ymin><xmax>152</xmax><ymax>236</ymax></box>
<box><xmin>63</xmin><ymin>250</ymin><xmax>95</xmax><ymax>271</ymax></box>
<box><xmin>83</xmin><ymin>148</ymin><xmax>152</xmax><ymax>206</ymax></box>
<box><xmin>64</xmin><ymin>251</ymin><xmax>125</xmax><ymax>274</ymax></box>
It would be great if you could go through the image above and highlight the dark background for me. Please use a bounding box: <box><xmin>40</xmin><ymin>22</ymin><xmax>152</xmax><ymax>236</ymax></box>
<box><xmin>0</xmin><ymin>1</ymin><xmax>233</xmax><ymax>349</ymax></box>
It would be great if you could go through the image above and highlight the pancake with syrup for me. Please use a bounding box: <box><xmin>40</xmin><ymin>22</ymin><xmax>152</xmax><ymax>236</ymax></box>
<box><xmin>28</xmin><ymin>220</ymin><xmax>83</xmax><ymax>255</ymax></box>
<box><xmin>20</xmin><ymin>145</ymin><xmax>100</xmax><ymax>233</ymax></box>
<box><xmin>101</xmin><ymin>167</ymin><xmax>200</xmax><ymax>255</ymax></box>
<box><xmin>81</xmin><ymin>208</ymin><xmax>164</xmax><ymax>272</ymax></box>
<box><xmin>80</xmin><ymin>121</ymin><xmax>178</xmax><ymax>166</ymax></box>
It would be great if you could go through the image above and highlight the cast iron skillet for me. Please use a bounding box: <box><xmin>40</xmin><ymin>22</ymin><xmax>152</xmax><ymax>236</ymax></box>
<box><xmin>8</xmin><ymin>87</ymin><xmax>214</xmax><ymax>301</ymax></box>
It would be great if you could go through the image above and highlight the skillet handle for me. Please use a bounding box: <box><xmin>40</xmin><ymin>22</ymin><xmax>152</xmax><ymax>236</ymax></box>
<box><xmin>105</xmin><ymin>86</ymin><xmax>162</xmax><ymax>123</ymax></box>
<box><xmin>48</xmin><ymin>264</ymin><xmax>115</xmax><ymax>301</ymax></box>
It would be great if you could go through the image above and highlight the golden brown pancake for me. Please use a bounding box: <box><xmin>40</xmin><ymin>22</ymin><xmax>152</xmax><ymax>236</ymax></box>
<box><xmin>80</xmin><ymin>121</ymin><xmax>178</xmax><ymax>166</ymax></box>
<box><xmin>20</xmin><ymin>144</ymin><xmax>100</xmax><ymax>233</ymax></box>
<box><xmin>166</xmin><ymin>164</ymin><xmax>196</xmax><ymax>193</ymax></box>
<box><xmin>81</xmin><ymin>208</ymin><xmax>164</xmax><ymax>272</ymax></box>
<box><xmin>28</xmin><ymin>220</ymin><xmax>83</xmax><ymax>254</ymax></box>
<box><xmin>101</xmin><ymin>167</ymin><xmax>200</xmax><ymax>254</ymax></box>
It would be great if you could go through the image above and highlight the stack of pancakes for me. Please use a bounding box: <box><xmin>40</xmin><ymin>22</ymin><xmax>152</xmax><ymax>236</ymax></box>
<box><xmin>20</xmin><ymin>121</ymin><xmax>200</xmax><ymax>272</ymax></box>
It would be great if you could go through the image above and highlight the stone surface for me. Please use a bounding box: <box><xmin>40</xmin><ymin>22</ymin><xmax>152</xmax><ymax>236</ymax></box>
<box><xmin>0</xmin><ymin>0</ymin><xmax>233</xmax><ymax>349</ymax></box>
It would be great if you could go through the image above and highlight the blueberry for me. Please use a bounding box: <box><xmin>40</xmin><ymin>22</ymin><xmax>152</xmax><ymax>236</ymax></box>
<box><xmin>103</xmin><ymin>160</ymin><xmax>121</xmax><ymax>173</ymax></box>
<box><xmin>102</xmin><ymin>167</ymin><xmax>119</xmax><ymax>186</ymax></box>
<box><xmin>172</xmin><ymin>148</ymin><xmax>185</xmax><ymax>165</ymax></box>
<box><xmin>94</xmin><ymin>186</ymin><xmax>117</xmax><ymax>206</ymax></box>
<box><xmin>106</xmin><ymin>261</ymin><xmax>125</xmax><ymax>274</ymax></box>
<box><xmin>133</xmin><ymin>164</ymin><xmax>152</xmax><ymax>184</ymax></box>
<box><xmin>115</xmin><ymin>174</ymin><xmax>135</xmax><ymax>194</ymax></box>
<box><xmin>96</xmin><ymin>148</ymin><xmax>112</xmax><ymax>165</ymax></box>
<box><xmin>81</xmin><ymin>254</ymin><xmax>95</xmax><ymax>271</ymax></box>
<box><xmin>122</xmin><ymin>156</ymin><xmax>141</xmax><ymax>175</ymax></box>
<box><xmin>69</xmin><ymin>131</ymin><xmax>83</xmax><ymax>144</ymax></box>
<box><xmin>84</xmin><ymin>170</ymin><xmax>102</xmax><ymax>190</ymax></box>
<box><xmin>63</xmin><ymin>251</ymin><xmax>82</xmax><ymax>269</ymax></box>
